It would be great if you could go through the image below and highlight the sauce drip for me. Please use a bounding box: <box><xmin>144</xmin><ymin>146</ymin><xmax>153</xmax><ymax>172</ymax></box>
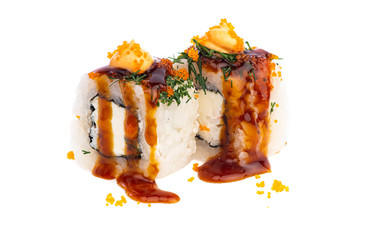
<box><xmin>92</xmin><ymin>61</ymin><xmax>179</xmax><ymax>203</ymax></box>
<box><xmin>143</xmin><ymin>86</ymin><xmax>160</xmax><ymax>178</ymax></box>
<box><xmin>119</xmin><ymin>82</ymin><xmax>140</xmax><ymax>164</ymax></box>
<box><xmin>117</xmin><ymin>172</ymin><xmax>179</xmax><ymax>203</ymax></box>
<box><xmin>198</xmin><ymin>49</ymin><xmax>273</xmax><ymax>182</ymax></box>
<box><xmin>92</xmin><ymin>75</ymin><xmax>117</xmax><ymax>180</ymax></box>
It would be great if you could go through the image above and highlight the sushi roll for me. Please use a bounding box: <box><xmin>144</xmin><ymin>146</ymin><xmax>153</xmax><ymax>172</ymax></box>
<box><xmin>175</xmin><ymin>19</ymin><xmax>287</xmax><ymax>182</ymax></box>
<box><xmin>71</xmin><ymin>40</ymin><xmax>199</xmax><ymax>203</ymax></box>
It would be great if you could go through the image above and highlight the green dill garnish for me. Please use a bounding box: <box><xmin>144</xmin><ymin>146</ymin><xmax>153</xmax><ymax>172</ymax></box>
<box><xmin>222</xmin><ymin>66</ymin><xmax>232</xmax><ymax>82</ymax></box>
<box><xmin>270</xmin><ymin>102</ymin><xmax>276</xmax><ymax>114</ymax></box>
<box><xmin>245</xmin><ymin>41</ymin><xmax>252</xmax><ymax>50</ymax></box>
<box><xmin>193</xmin><ymin>39</ymin><xmax>237</xmax><ymax>63</ymax></box>
<box><xmin>157</xmin><ymin>74</ymin><xmax>193</xmax><ymax>106</ymax></box>
<box><xmin>82</xmin><ymin>150</ymin><xmax>90</xmax><ymax>155</ymax></box>
<box><xmin>109</xmin><ymin>70</ymin><xmax>147</xmax><ymax>87</ymax></box>
<box><xmin>169</xmin><ymin>55</ymin><xmax>184</xmax><ymax>64</ymax></box>
<box><xmin>192</xmin><ymin>58</ymin><xmax>208</xmax><ymax>93</ymax></box>
<box><xmin>170</xmin><ymin>38</ymin><xmax>241</xmax><ymax>94</ymax></box>
<box><xmin>249</xmin><ymin>69</ymin><xmax>256</xmax><ymax>81</ymax></box>
<box><xmin>173</xmin><ymin>51</ymin><xmax>207</xmax><ymax>93</ymax></box>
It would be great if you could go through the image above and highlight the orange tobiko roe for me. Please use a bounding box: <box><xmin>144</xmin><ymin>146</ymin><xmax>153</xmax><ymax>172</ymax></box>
<box><xmin>67</xmin><ymin>151</ymin><xmax>75</xmax><ymax>160</ymax></box>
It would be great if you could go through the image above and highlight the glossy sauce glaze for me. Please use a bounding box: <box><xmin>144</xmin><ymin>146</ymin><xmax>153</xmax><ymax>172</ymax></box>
<box><xmin>92</xmin><ymin>61</ymin><xmax>179</xmax><ymax>203</ymax></box>
<box><xmin>197</xmin><ymin>49</ymin><xmax>273</xmax><ymax>182</ymax></box>
<box><xmin>91</xmin><ymin>75</ymin><xmax>117</xmax><ymax>180</ymax></box>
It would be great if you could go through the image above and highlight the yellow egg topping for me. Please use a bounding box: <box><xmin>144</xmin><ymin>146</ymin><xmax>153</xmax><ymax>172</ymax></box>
<box><xmin>108</xmin><ymin>40</ymin><xmax>153</xmax><ymax>73</ymax></box>
<box><xmin>198</xmin><ymin>19</ymin><xmax>244</xmax><ymax>54</ymax></box>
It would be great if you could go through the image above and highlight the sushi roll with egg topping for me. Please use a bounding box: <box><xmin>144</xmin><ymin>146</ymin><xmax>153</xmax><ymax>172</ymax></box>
<box><xmin>175</xmin><ymin>19</ymin><xmax>287</xmax><ymax>182</ymax></box>
<box><xmin>71</xmin><ymin>40</ymin><xmax>199</xmax><ymax>203</ymax></box>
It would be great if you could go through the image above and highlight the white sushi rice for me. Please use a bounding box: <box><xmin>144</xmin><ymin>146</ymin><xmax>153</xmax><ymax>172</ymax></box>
<box><xmin>154</xmin><ymin>92</ymin><xmax>199</xmax><ymax>178</ymax></box>
<box><xmin>71</xmin><ymin>74</ymin><xmax>101</xmax><ymax>171</ymax></box>
<box><xmin>196</xmin><ymin>90</ymin><xmax>223</xmax><ymax>147</ymax></box>
<box><xmin>133</xmin><ymin>83</ymin><xmax>199</xmax><ymax>178</ymax></box>
<box><xmin>267</xmin><ymin>62</ymin><xmax>287</xmax><ymax>156</ymax></box>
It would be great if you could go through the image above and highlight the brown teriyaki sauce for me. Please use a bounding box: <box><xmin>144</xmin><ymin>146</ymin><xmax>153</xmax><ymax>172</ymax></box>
<box><xmin>92</xmin><ymin>61</ymin><xmax>179</xmax><ymax>203</ymax></box>
<box><xmin>196</xmin><ymin>49</ymin><xmax>273</xmax><ymax>183</ymax></box>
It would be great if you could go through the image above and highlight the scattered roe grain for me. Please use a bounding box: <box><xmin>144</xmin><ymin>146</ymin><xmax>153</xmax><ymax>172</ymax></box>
<box><xmin>106</xmin><ymin>193</ymin><xmax>115</xmax><ymax>206</ymax></box>
<box><xmin>271</xmin><ymin>180</ymin><xmax>289</xmax><ymax>192</ymax></box>
<box><xmin>67</xmin><ymin>151</ymin><xmax>75</xmax><ymax>160</ymax></box>
<box><xmin>199</xmin><ymin>125</ymin><xmax>210</xmax><ymax>131</ymax></box>
<box><xmin>185</xmin><ymin>47</ymin><xmax>199</xmax><ymax>62</ymax></box>
<box><xmin>192</xmin><ymin>163</ymin><xmax>199</xmax><ymax>172</ymax></box>
<box><xmin>174</xmin><ymin>68</ymin><xmax>189</xmax><ymax>80</ymax></box>
<box><xmin>256</xmin><ymin>181</ymin><xmax>265</xmax><ymax>188</ymax></box>
<box><xmin>115</xmin><ymin>196</ymin><xmax>127</xmax><ymax>207</ymax></box>
<box><xmin>255</xmin><ymin>178</ymin><xmax>290</xmax><ymax>197</ymax></box>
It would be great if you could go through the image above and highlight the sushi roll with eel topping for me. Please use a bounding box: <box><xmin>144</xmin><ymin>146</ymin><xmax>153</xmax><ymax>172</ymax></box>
<box><xmin>71</xmin><ymin>40</ymin><xmax>199</xmax><ymax>203</ymax></box>
<box><xmin>175</xmin><ymin>19</ymin><xmax>286</xmax><ymax>183</ymax></box>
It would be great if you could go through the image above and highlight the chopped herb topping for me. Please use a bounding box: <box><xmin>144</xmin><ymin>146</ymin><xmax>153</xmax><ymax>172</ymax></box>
<box><xmin>109</xmin><ymin>70</ymin><xmax>147</xmax><ymax>87</ymax></box>
<box><xmin>245</xmin><ymin>41</ymin><xmax>252</xmax><ymax>50</ymax></box>
<box><xmin>222</xmin><ymin>66</ymin><xmax>232</xmax><ymax>82</ymax></box>
<box><xmin>193</xmin><ymin>39</ymin><xmax>237</xmax><ymax>63</ymax></box>
<box><xmin>270</xmin><ymin>102</ymin><xmax>276</xmax><ymax>114</ymax></box>
<box><xmin>270</xmin><ymin>58</ymin><xmax>283</xmax><ymax>60</ymax></box>
<box><xmin>249</xmin><ymin>69</ymin><xmax>256</xmax><ymax>81</ymax></box>
<box><xmin>157</xmin><ymin>74</ymin><xmax>193</xmax><ymax>106</ymax></box>
<box><xmin>169</xmin><ymin>55</ymin><xmax>184</xmax><ymax>64</ymax></box>
<box><xmin>171</xmin><ymin>38</ymin><xmax>243</xmax><ymax>93</ymax></box>
<box><xmin>82</xmin><ymin>150</ymin><xmax>91</xmax><ymax>154</ymax></box>
<box><xmin>173</xmin><ymin>49</ymin><xmax>207</xmax><ymax>93</ymax></box>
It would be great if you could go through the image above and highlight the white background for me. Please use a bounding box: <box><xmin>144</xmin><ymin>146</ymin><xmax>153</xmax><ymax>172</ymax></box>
<box><xmin>1</xmin><ymin>0</ymin><xmax>380</xmax><ymax>239</ymax></box>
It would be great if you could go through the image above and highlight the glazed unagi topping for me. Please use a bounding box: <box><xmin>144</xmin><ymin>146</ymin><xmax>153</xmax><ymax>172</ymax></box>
<box><xmin>94</xmin><ymin>61</ymin><xmax>168</xmax><ymax>104</ymax></box>
<box><xmin>91</xmin><ymin>60</ymin><xmax>179</xmax><ymax>203</ymax></box>
<box><xmin>197</xmin><ymin>48</ymin><xmax>273</xmax><ymax>182</ymax></box>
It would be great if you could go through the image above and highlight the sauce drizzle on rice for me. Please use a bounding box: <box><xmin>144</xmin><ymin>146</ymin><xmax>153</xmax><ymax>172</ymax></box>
<box><xmin>196</xmin><ymin>49</ymin><xmax>273</xmax><ymax>182</ymax></box>
<box><xmin>91</xmin><ymin>61</ymin><xmax>179</xmax><ymax>203</ymax></box>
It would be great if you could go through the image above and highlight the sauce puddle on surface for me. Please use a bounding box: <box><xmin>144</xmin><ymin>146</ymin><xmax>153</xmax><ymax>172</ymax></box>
<box><xmin>197</xmin><ymin>49</ymin><xmax>272</xmax><ymax>183</ymax></box>
<box><xmin>92</xmin><ymin>63</ymin><xmax>179</xmax><ymax>203</ymax></box>
<box><xmin>117</xmin><ymin>172</ymin><xmax>179</xmax><ymax>203</ymax></box>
